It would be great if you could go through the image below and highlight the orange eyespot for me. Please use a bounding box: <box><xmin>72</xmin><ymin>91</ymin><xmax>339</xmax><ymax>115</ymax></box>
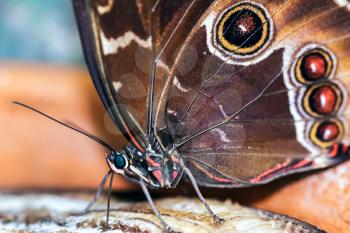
<box><xmin>309</xmin><ymin>119</ymin><xmax>344</xmax><ymax>148</ymax></box>
<box><xmin>294</xmin><ymin>48</ymin><xmax>333</xmax><ymax>84</ymax></box>
<box><xmin>302</xmin><ymin>82</ymin><xmax>343</xmax><ymax>117</ymax></box>
<box><xmin>215</xmin><ymin>2</ymin><xmax>272</xmax><ymax>56</ymax></box>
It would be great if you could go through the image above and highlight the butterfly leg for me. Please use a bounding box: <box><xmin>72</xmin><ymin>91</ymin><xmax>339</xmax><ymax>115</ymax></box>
<box><xmin>139</xmin><ymin>179</ymin><xmax>178</xmax><ymax>233</ymax></box>
<box><xmin>83</xmin><ymin>170</ymin><xmax>112</xmax><ymax>213</ymax></box>
<box><xmin>182</xmin><ymin>165</ymin><xmax>224</xmax><ymax>224</ymax></box>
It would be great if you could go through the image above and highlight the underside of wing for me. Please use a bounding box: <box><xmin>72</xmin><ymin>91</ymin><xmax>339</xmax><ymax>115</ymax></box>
<box><xmin>73</xmin><ymin>0</ymin><xmax>151</xmax><ymax>150</ymax></box>
<box><xmin>74</xmin><ymin>0</ymin><xmax>213</xmax><ymax>151</ymax></box>
<box><xmin>156</xmin><ymin>0</ymin><xmax>350</xmax><ymax>187</ymax></box>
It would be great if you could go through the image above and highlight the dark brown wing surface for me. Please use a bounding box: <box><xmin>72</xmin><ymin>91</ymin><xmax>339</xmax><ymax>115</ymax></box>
<box><xmin>155</xmin><ymin>0</ymin><xmax>350</xmax><ymax>187</ymax></box>
<box><xmin>73</xmin><ymin>0</ymin><xmax>213</xmax><ymax>151</ymax></box>
<box><xmin>74</xmin><ymin>0</ymin><xmax>350</xmax><ymax>187</ymax></box>
<box><xmin>73</xmin><ymin>0</ymin><xmax>154</xmax><ymax>150</ymax></box>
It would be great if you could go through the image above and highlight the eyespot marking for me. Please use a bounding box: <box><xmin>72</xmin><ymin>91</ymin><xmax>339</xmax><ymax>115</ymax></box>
<box><xmin>309</xmin><ymin>119</ymin><xmax>344</xmax><ymax>148</ymax></box>
<box><xmin>287</xmin><ymin>44</ymin><xmax>348</xmax><ymax>153</ymax></box>
<box><xmin>303</xmin><ymin>82</ymin><xmax>343</xmax><ymax>117</ymax></box>
<box><xmin>294</xmin><ymin>48</ymin><xmax>334</xmax><ymax>84</ymax></box>
<box><xmin>214</xmin><ymin>1</ymin><xmax>273</xmax><ymax>57</ymax></box>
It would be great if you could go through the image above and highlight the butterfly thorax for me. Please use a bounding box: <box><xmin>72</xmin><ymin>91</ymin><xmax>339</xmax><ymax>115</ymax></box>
<box><xmin>123</xmin><ymin>144</ymin><xmax>183</xmax><ymax>188</ymax></box>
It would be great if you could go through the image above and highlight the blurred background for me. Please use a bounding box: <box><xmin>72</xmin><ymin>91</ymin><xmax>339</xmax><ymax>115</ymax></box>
<box><xmin>0</xmin><ymin>0</ymin><xmax>132</xmax><ymax>191</ymax></box>
<box><xmin>0</xmin><ymin>1</ymin><xmax>349</xmax><ymax>232</ymax></box>
<box><xmin>0</xmin><ymin>1</ymin><xmax>82</xmax><ymax>64</ymax></box>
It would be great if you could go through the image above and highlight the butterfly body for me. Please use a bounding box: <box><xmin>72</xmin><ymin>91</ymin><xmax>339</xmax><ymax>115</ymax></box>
<box><xmin>108</xmin><ymin>143</ymin><xmax>183</xmax><ymax>188</ymax></box>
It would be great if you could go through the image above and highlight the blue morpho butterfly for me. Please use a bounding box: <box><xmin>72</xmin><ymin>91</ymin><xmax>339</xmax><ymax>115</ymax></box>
<box><xmin>14</xmin><ymin>0</ymin><xmax>350</xmax><ymax>232</ymax></box>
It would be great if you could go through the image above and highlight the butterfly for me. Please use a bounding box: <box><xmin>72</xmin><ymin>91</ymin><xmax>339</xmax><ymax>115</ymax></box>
<box><xmin>21</xmin><ymin>0</ymin><xmax>350</xmax><ymax>232</ymax></box>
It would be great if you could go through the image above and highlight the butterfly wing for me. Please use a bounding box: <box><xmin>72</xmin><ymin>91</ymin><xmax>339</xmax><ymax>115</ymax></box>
<box><xmin>155</xmin><ymin>0</ymin><xmax>350</xmax><ymax>187</ymax></box>
<box><xmin>73</xmin><ymin>0</ymin><xmax>211</xmax><ymax>151</ymax></box>
<box><xmin>74</xmin><ymin>0</ymin><xmax>158</xmax><ymax>150</ymax></box>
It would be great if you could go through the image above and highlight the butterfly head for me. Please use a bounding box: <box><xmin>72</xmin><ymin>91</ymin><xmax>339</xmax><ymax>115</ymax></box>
<box><xmin>106</xmin><ymin>150</ymin><xmax>129</xmax><ymax>174</ymax></box>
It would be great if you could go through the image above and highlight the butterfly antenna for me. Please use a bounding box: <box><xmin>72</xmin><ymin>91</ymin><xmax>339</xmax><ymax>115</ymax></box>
<box><xmin>106</xmin><ymin>172</ymin><xmax>114</xmax><ymax>226</ymax></box>
<box><xmin>12</xmin><ymin>101</ymin><xmax>115</xmax><ymax>151</ymax></box>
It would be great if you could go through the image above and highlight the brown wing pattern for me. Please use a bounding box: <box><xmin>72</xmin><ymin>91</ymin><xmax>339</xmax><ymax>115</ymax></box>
<box><xmin>74</xmin><ymin>0</ymin><xmax>214</xmax><ymax>150</ymax></box>
<box><xmin>75</xmin><ymin>0</ymin><xmax>350</xmax><ymax>187</ymax></box>
<box><xmin>74</xmin><ymin>0</ymin><xmax>154</xmax><ymax>149</ymax></box>
<box><xmin>156</xmin><ymin>0</ymin><xmax>350</xmax><ymax>186</ymax></box>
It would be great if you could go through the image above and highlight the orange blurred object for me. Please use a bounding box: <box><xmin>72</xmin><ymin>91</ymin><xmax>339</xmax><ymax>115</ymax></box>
<box><xmin>250</xmin><ymin>161</ymin><xmax>350</xmax><ymax>233</ymax></box>
<box><xmin>0</xmin><ymin>62</ymin><xmax>134</xmax><ymax>191</ymax></box>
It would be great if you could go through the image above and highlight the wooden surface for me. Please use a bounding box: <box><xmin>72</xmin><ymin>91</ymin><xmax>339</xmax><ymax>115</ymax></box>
<box><xmin>0</xmin><ymin>62</ymin><xmax>349</xmax><ymax>232</ymax></box>
<box><xmin>0</xmin><ymin>194</ymin><xmax>324</xmax><ymax>233</ymax></box>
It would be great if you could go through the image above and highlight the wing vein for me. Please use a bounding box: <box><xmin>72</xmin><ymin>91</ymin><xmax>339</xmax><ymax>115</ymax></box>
<box><xmin>175</xmin><ymin>0</ymin><xmax>293</xmax><ymax>127</ymax></box>
<box><xmin>175</xmin><ymin>70</ymin><xmax>283</xmax><ymax>148</ymax></box>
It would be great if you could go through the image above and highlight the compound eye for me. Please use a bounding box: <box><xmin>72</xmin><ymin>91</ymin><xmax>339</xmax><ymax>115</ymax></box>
<box><xmin>215</xmin><ymin>2</ymin><xmax>272</xmax><ymax>56</ymax></box>
<box><xmin>113</xmin><ymin>153</ymin><xmax>128</xmax><ymax>169</ymax></box>
<box><xmin>107</xmin><ymin>152</ymin><xmax>129</xmax><ymax>173</ymax></box>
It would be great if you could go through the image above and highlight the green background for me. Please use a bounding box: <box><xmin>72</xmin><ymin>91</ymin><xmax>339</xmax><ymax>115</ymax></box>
<box><xmin>0</xmin><ymin>0</ymin><xmax>84</xmax><ymax>64</ymax></box>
